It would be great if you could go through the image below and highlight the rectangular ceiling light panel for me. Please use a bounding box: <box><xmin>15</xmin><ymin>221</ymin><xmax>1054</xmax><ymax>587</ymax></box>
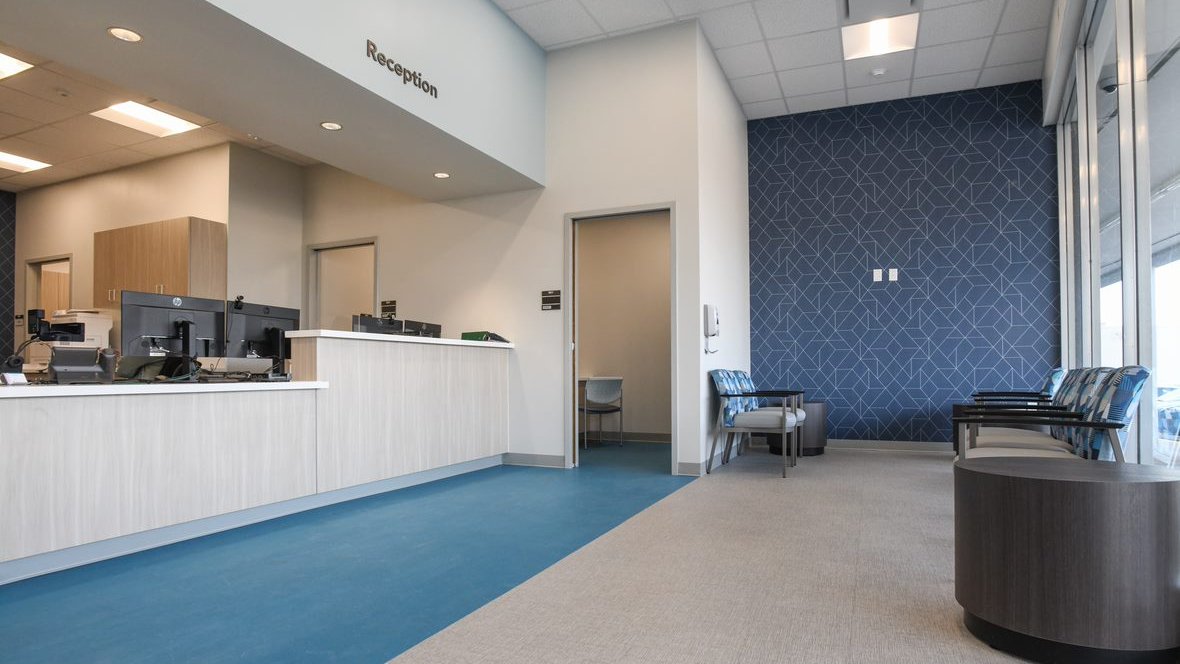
<box><xmin>0</xmin><ymin>52</ymin><xmax>33</xmax><ymax>80</ymax></box>
<box><xmin>842</xmin><ymin>12</ymin><xmax>920</xmax><ymax>60</ymax></box>
<box><xmin>91</xmin><ymin>101</ymin><xmax>200</xmax><ymax>137</ymax></box>
<box><xmin>0</xmin><ymin>150</ymin><xmax>50</xmax><ymax>173</ymax></box>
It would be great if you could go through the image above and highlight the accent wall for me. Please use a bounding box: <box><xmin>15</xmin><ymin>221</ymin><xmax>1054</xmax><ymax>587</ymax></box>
<box><xmin>748</xmin><ymin>81</ymin><xmax>1059</xmax><ymax>443</ymax></box>
<box><xmin>0</xmin><ymin>191</ymin><xmax>13</xmax><ymax>354</ymax></box>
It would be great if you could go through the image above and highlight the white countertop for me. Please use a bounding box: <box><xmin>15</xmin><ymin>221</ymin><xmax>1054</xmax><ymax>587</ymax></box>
<box><xmin>0</xmin><ymin>381</ymin><xmax>328</xmax><ymax>399</ymax></box>
<box><xmin>288</xmin><ymin>329</ymin><xmax>515</xmax><ymax>349</ymax></box>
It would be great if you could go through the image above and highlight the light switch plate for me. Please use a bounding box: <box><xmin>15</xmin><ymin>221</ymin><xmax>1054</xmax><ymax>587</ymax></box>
<box><xmin>872</xmin><ymin>269</ymin><xmax>883</xmax><ymax>282</ymax></box>
<box><xmin>888</xmin><ymin>268</ymin><xmax>899</xmax><ymax>282</ymax></box>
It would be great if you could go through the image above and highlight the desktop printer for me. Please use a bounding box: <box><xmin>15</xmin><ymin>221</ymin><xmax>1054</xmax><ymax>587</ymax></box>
<box><xmin>25</xmin><ymin>309</ymin><xmax>114</xmax><ymax>372</ymax></box>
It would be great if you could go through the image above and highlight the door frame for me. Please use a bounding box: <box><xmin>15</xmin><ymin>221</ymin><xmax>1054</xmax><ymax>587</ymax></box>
<box><xmin>304</xmin><ymin>238</ymin><xmax>379</xmax><ymax>330</ymax></box>
<box><xmin>24</xmin><ymin>253</ymin><xmax>73</xmax><ymax>316</ymax></box>
<box><xmin>563</xmin><ymin>203</ymin><xmax>678</xmax><ymax>475</ymax></box>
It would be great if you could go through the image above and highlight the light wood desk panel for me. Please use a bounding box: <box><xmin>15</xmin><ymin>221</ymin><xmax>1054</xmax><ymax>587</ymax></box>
<box><xmin>290</xmin><ymin>332</ymin><xmax>511</xmax><ymax>492</ymax></box>
<box><xmin>0</xmin><ymin>388</ymin><xmax>318</xmax><ymax>562</ymax></box>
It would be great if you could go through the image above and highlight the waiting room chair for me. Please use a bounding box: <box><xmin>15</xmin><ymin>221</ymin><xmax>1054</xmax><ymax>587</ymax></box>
<box><xmin>955</xmin><ymin>365</ymin><xmax>1150</xmax><ymax>463</ymax></box>
<box><xmin>707</xmin><ymin>369</ymin><xmax>804</xmax><ymax>478</ymax></box>
<box><xmin>579</xmin><ymin>378</ymin><xmax>623</xmax><ymax>449</ymax></box>
<box><xmin>965</xmin><ymin>367</ymin><xmax>1108</xmax><ymax>454</ymax></box>
<box><xmin>970</xmin><ymin>366</ymin><xmax>1066</xmax><ymax>404</ymax></box>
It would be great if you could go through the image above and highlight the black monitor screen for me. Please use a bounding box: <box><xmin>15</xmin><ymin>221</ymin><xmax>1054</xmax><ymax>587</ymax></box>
<box><xmin>226</xmin><ymin>301</ymin><xmax>300</xmax><ymax>359</ymax></box>
<box><xmin>120</xmin><ymin>291</ymin><xmax>226</xmax><ymax>358</ymax></box>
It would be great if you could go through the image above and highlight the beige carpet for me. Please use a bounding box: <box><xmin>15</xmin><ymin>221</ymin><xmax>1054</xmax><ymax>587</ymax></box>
<box><xmin>391</xmin><ymin>448</ymin><xmax>1022</xmax><ymax>663</ymax></box>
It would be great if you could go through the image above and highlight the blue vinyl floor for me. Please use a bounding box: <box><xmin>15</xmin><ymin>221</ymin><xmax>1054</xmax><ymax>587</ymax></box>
<box><xmin>0</xmin><ymin>443</ymin><xmax>690</xmax><ymax>664</ymax></box>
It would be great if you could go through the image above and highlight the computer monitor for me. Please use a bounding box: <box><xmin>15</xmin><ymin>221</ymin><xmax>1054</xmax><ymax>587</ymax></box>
<box><xmin>352</xmin><ymin>314</ymin><xmax>403</xmax><ymax>335</ymax></box>
<box><xmin>120</xmin><ymin>291</ymin><xmax>226</xmax><ymax>362</ymax></box>
<box><xmin>402</xmin><ymin>320</ymin><xmax>442</xmax><ymax>338</ymax></box>
<box><xmin>226</xmin><ymin>301</ymin><xmax>300</xmax><ymax>361</ymax></box>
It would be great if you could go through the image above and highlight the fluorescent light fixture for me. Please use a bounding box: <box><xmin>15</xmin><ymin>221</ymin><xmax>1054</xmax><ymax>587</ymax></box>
<box><xmin>0</xmin><ymin>151</ymin><xmax>50</xmax><ymax>173</ymax></box>
<box><xmin>107</xmin><ymin>27</ymin><xmax>143</xmax><ymax>43</ymax></box>
<box><xmin>433</xmin><ymin>172</ymin><xmax>450</xmax><ymax>179</ymax></box>
<box><xmin>0</xmin><ymin>52</ymin><xmax>33</xmax><ymax>80</ymax></box>
<box><xmin>91</xmin><ymin>101</ymin><xmax>199</xmax><ymax>137</ymax></box>
<box><xmin>320</xmin><ymin>121</ymin><xmax>343</xmax><ymax>131</ymax></box>
<box><xmin>842</xmin><ymin>13</ymin><xmax>919</xmax><ymax>60</ymax></box>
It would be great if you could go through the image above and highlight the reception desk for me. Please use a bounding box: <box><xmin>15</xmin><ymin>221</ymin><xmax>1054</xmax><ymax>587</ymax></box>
<box><xmin>288</xmin><ymin>330</ymin><xmax>513</xmax><ymax>492</ymax></box>
<box><xmin>0</xmin><ymin>381</ymin><xmax>327</xmax><ymax>566</ymax></box>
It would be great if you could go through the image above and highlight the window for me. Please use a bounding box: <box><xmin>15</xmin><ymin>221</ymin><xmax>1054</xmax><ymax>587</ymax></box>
<box><xmin>1092</xmin><ymin>0</ymin><xmax>1123</xmax><ymax>369</ymax></box>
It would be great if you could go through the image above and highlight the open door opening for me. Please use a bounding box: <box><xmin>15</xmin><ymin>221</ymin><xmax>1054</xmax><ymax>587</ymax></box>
<box><xmin>570</xmin><ymin>210</ymin><xmax>673</xmax><ymax>473</ymax></box>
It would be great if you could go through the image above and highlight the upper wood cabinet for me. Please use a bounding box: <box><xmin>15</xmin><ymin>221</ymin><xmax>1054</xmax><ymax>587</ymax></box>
<box><xmin>93</xmin><ymin>217</ymin><xmax>227</xmax><ymax>307</ymax></box>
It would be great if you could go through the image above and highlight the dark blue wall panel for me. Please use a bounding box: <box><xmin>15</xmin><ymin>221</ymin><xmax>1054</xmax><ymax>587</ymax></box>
<box><xmin>0</xmin><ymin>191</ymin><xmax>13</xmax><ymax>355</ymax></box>
<box><xmin>749</xmin><ymin>82</ymin><xmax>1059</xmax><ymax>442</ymax></box>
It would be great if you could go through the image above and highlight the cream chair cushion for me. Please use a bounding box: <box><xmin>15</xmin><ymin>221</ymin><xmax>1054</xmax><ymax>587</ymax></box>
<box><xmin>734</xmin><ymin>409</ymin><xmax>798</xmax><ymax>429</ymax></box>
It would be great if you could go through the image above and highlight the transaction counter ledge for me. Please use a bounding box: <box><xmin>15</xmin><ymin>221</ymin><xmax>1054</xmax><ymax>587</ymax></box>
<box><xmin>0</xmin><ymin>331</ymin><xmax>512</xmax><ymax>584</ymax></box>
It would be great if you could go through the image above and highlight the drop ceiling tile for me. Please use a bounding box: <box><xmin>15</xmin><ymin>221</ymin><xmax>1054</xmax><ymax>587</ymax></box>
<box><xmin>844</xmin><ymin>49</ymin><xmax>913</xmax><ymax>88</ymax></box>
<box><xmin>743</xmin><ymin>98</ymin><xmax>787</xmax><ymax>119</ymax></box>
<box><xmin>666</xmin><ymin>0</ymin><xmax>745</xmax><ymax>17</ymax></box>
<box><xmin>0</xmin><ymin>111</ymin><xmax>37</xmax><ymax>137</ymax></box>
<box><xmin>40</xmin><ymin>61</ymin><xmax>147</xmax><ymax>99</ymax></box>
<box><xmin>0</xmin><ymin>164</ymin><xmax>81</xmax><ymax>189</ymax></box>
<box><xmin>767</xmin><ymin>29</ymin><xmax>843</xmax><ymax>71</ymax></box>
<box><xmin>918</xmin><ymin>0</ymin><xmax>1005</xmax><ymax>47</ymax></box>
<box><xmin>998</xmin><ymin>0</ymin><xmax>1054</xmax><ymax>33</ymax></box>
<box><xmin>777</xmin><ymin>62</ymin><xmax>844</xmax><ymax>96</ymax></box>
<box><xmin>914</xmin><ymin>37</ymin><xmax>991</xmax><ymax>77</ymax></box>
<box><xmin>0</xmin><ymin>86</ymin><xmax>79</xmax><ymax>123</ymax></box>
<box><xmin>0</xmin><ymin>136</ymin><xmax>58</xmax><ymax>165</ymax></box>
<box><xmin>986</xmin><ymin>28</ymin><xmax>1048</xmax><ymax>67</ymax></box>
<box><xmin>1</xmin><ymin>68</ymin><xmax>124</xmax><ymax>113</ymax></box>
<box><xmin>847</xmin><ymin>80</ymin><xmax>911</xmax><ymax>105</ymax></box>
<box><xmin>52</xmin><ymin>113</ymin><xmax>154</xmax><ymax>147</ymax></box>
<box><xmin>714</xmin><ymin>41</ymin><xmax>775</xmax><ymax>78</ymax></box>
<box><xmin>58</xmin><ymin>148</ymin><xmax>151</xmax><ymax>176</ymax></box>
<box><xmin>128</xmin><ymin>137</ymin><xmax>197</xmax><ymax>159</ymax></box>
<box><xmin>207</xmin><ymin>123</ymin><xmax>274</xmax><ymax>148</ymax></box>
<box><xmin>160</xmin><ymin>127</ymin><xmax>227</xmax><ymax>152</ymax></box>
<box><xmin>731</xmin><ymin>72</ymin><xmax>782</xmax><ymax>103</ymax></box>
<box><xmin>698</xmin><ymin>3</ymin><xmax>764</xmax><ymax>48</ymax></box>
<box><xmin>509</xmin><ymin>0</ymin><xmax>604</xmax><ymax>48</ymax></box>
<box><xmin>922</xmin><ymin>0</ymin><xmax>978</xmax><ymax>7</ymax></box>
<box><xmin>581</xmin><ymin>0</ymin><xmax>673</xmax><ymax>32</ymax></box>
<box><xmin>910</xmin><ymin>70</ymin><xmax>980</xmax><ymax>96</ymax></box>
<box><xmin>786</xmin><ymin>89</ymin><xmax>846</xmax><ymax>113</ymax></box>
<box><xmin>754</xmin><ymin>0</ymin><xmax>838</xmax><ymax>39</ymax></box>
<box><xmin>17</xmin><ymin>124</ymin><xmax>118</xmax><ymax>161</ymax></box>
<box><xmin>978</xmin><ymin>60</ymin><xmax>1043</xmax><ymax>87</ymax></box>
<box><xmin>0</xmin><ymin>179</ymin><xmax>29</xmax><ymax>192</ymax></box>
<box><xmin>608</xmin><ymin>19</ymin><xmax>678</xmax><ymax>38</ymax></box>
<box><xmin>146</xmin><ymin>100</ymin><xmax>214</xmax><ymax>127</ymax></box>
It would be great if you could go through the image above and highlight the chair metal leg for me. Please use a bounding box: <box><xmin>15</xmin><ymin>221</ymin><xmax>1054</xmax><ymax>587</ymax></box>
<box><xmin>617</xmin><ymin>409</ymin><xmax>623</xmax><ymax>447</ymax></box>
<box><xmin>734</xmin><ymin>432</ymin><xmax>744</xmax><ymax>456</ymax></box>
<box><xmin>722</xmin><ymin>432</ymin><xmax>735</xmax><ymax>465</ymax></box>
<box><xmin>707</xmin><ymin>427</ymin><xmax>721</xmax><ymax>474</ymax></box>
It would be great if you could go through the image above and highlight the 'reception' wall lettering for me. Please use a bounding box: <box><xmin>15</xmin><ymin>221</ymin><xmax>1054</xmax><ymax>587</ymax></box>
<box><xmin>366</xmin><ymin>39</ymin><xmax>439</xmax><ymax>99</ymax></box>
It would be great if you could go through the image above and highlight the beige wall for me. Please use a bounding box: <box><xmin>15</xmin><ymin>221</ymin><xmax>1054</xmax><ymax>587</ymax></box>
<box><xmin>14</xmin><ymin>145</ymin><xmax>230</xmax><ymax>319</ymax></box>
<box><xmin>315</xmin><ymin>243</ymin><xmax>375</xmax><ymax>330</ymax></box>
<box><xmin>576</xmin><ymin>211</ymin><xmax>671</xmax><ymax>437</ymax></box>
<box><xmin>226</xmin><ymin>145</ymin><xmax>305</xmax><ymax>310</ymax></box>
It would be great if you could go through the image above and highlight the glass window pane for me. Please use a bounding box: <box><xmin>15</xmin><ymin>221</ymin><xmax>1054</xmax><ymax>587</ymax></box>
<box><xmin>1070</xmin><ymin>117</ymin><xmax>1084</xmax><ymax>366</ymax></box>
<box><xmin>1094</xmin><ymin>1</ymin><xmax>1123</xmax><ymax>368</ymax></box>
<box><xmin>1146</xmin><ymin>0</ymin><xmax>1180</xmax><ymax>467</ymax></box>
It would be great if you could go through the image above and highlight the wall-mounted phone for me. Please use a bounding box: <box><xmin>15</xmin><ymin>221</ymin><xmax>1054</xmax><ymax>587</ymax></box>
<box><xmin>704</xmin><ymin>304</ymin><xmax>719</xmax><ymax>354</ymax></box>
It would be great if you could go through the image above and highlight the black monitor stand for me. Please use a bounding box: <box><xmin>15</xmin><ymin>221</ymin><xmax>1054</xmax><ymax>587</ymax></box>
<box><xmin>266</xmin><ymin>327</ymin><xmax>287</xmax><ymax>375</ymax></box>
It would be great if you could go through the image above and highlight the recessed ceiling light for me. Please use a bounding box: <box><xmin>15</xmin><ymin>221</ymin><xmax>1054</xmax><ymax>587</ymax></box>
<box><xmin>842</xmin><ymin>13</ymin><xmax>919</xmax><ymax>61</ymax></box>
<box><xmin>91</xmin><ymin>101</ymin><xmax>200</xmax><ymax>137</ymax></box>
<box><xmin>433</xmin><ymin>172</ymin><xmax>450</xmax><ymax>179</ymax></box>
<box><xmin>320</xmin><ymin>121</ymin><xmax>343</xmax><ymax>131</ymax></box>
<box><xmin>0</xmin><ymin>52</ymin><xmax>33</xmax><ymax>80</ymax></box>
<box><xmin>107</xmin><ymin>27</ymin><xmax>143</xmax><ymax>43</ymax></box>
<box><xmin>0</xmin><ymin>151</ymin><xmax>51</xmax><ymax>173</ymax></box>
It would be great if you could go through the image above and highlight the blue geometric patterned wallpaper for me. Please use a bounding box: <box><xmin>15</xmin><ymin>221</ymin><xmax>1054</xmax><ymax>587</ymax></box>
<box><xmin>0</xmin><ymin>191</ymin><xmax>13</xmax><ymax>355</ymax></box>
<box><xmin>749</xmin><ymin>81</ymin><xmax>1059</xmax><ymax>443</ymax></box>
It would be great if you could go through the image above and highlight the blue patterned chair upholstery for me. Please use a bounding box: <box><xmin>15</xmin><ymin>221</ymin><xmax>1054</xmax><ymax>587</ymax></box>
<box><xmin>707</xmin><ymin>369</ymin><xmax>802</xmax><ymax>477</ymax></box>
<box><xmin>1040</xmin><ymin>367</ymin><xmax>1067</xmax><ymax>398</ymax></box>
<box><xmin>972</xmin><ymin>367</ymin><xmax>1109</xmax><ymax>453</ymax></box>
<box><xmin>962</xmin><ymin>366</ymin><xmax>1150</xmax><ymax>463</ymax></box>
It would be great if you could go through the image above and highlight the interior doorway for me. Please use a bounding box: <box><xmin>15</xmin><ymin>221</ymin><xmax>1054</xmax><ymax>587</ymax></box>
<box><xmin>570</xmin><ymin>209</ymin><xmax>673</xmax><ymax>473</ymax></box>
<box><xmin>25</xmin><ymin>256</ymin><xmax>72</xmax><ymax>318</ymax></box>
<box><xmin>309</xmin><ymin>242</ymin><xmax>377</xmax><ymax>331</ymax></box>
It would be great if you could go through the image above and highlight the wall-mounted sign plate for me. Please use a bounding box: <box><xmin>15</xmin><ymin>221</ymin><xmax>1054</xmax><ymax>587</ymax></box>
<box><xmin>541</xmin><ymin>290</ymin><xmax>561</xmax><ymax>311</ymax></box>
<box><xmin>381</xmin><ymin>300</ymin><xmax>397</xmax><ymax>316</ymax></box>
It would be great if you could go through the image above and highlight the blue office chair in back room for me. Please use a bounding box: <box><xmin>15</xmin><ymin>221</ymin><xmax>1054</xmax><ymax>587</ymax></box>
<box><xmin>580</xmin><ymin>378</ymin><xmax>623</xmax><ymax>449</ymax></box>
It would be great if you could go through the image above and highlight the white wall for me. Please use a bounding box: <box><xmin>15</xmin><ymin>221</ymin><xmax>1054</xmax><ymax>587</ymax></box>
<box><xmin>303</xmin><ymin>22</ymin><xmax>749</xmax><ymax>472</ymax></box>
<box><xmin>206</xmin><ymin>0</ymin><xmax>547</xmax><ymax>183</ymax></box>
<box><xmin>14</xmin><ymin>145</ymin><xmax>230</xmax><ymax>317</ymax></box>
<box><xmin>695</xmin><ymin>28</ymin><xmax>752</xmax><ymax>453</ymax></box>
<box><xmin>227</xmin><ymin>145</ymin><xmax>304</xmax><ymax>310</ymax></box>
